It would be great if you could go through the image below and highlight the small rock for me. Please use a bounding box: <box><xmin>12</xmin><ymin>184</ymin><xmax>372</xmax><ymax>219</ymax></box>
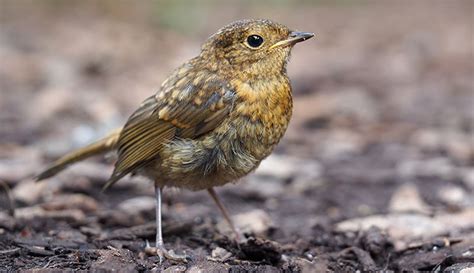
<box><xmin>187</xmin><ymin>262</ymin><xmax>229</xmax><ymax>273</ymax></box>
<box><xmin>162</xmin><ymin>265</ymin><xmax>187</xmax><ymax>273</ymax></box>
<box><xmin>250</xmin><ymin>154</ymin><xmax>322</xmax><ymax>196</ymax></box>
<box><xmin>461</xmin><ymin>168</ymin><xmax>474</xmax><ymax>189</ymax></box>
<box><xmin>441</xmin><ymin>131</ymin><xmax>474</xmax><ymax>162</ymax></box>
<box><xmin>217</xmin><ymin>209</ymin><xmax>273</xmax><ymax>236</ymax></box>
<box><xmin>461</xmin><ymin>267</ymin><xmax>474</xmax><ymax>273</ymax></box>
<box><xmin>411</xmin><ymin>129</ymin><xmax>442</xmax><ymax>151</ymax></box>
<box><xmin>118</xmin><ymin>196</ymin><xmax>155</xmax><ymax>215</ymax></box>
<box><xmin>91</xmin><ymin>249</ymin><xmax>136</xmax><ymax>272</ymax></box>
<box><xmin>397</xmin><ymin>157</ymin><xmax>455</xmax><ymax>179</ymax></box>
<box><xmin>316</xmin><ymin>129</ymin><xmax>365</xmax><ymax>160</ymax></box>
<box><xmin>294</xmin><ymin>258</ymin><xmax>328</xmax><ymax>273</ymax></box>
<box><xmin>436</xmin><ymin>208</ymin><xmax>474</xmax><ymax>232</ymax></box>
<box><xmin>0</xmin><ymin>145</ymin><xmax>42</xmax><ymax>182</ymax></box>
<box><xmin>80</xmin><ymin>226</ymin><xmax>101</xmax><ymax>236</ymax></box>
<box><xmin>15</xmin><ymin>206</ymin><xmax>86</xmax><ymax>223</ymax></box>
<box><xmin>210</xmin><ymin>247</ymin><xmax>232</xmax><ymax>261</ymax></box>
<box><xmin>12</xmin><ymin>179</ymin><xmax>47</xmax><ymax>205</ymax></box>
<box><xmin>53</xmin><ymin>230</ymin><xmax>88</xmax><ymax>244</ymax></box>
<box><xmin>359</xmin><ymin>226</ymin><xmax>393</xmax><ymax>258</ymax></box>
<box><xmin>242</xmin><ymin>177</ymin><xmax>285</xmax><ymax>198</ymax></box>
<box><xmin>240</xmin><ymin>237</ymin><xmax>282</xmax><ymax>264</ymax></box>
<box><xmin>444</xmin><ymin>263</ymin><xmax>474</xmax><ymax>273</ymax></box>
<box><xmin>42</xmin><ymin>193</ymin><xmax>99</xmax><ymax>212</ymax></box>
<box><xmin>0</xmin><ymin>212</ymin><xmax>16</xmax><ymax>230</ymax></box>
<box><xmin>437</xmin><ymin>185</ymin><xmax>468</xmax><ymax>206</ymax></box>
<box><xmin>337</xmin><ymin>208</ymin><xmax>474</xmax><ymax>243</ymax></box>
<box><xmin>389</xmin><ymin>183</ymin><xmax>431</xmax><ymax>213</ymax></box>
<box><xmin>255</xmin><ymin>155</ymin><xmax>321</xmax><ymax>181</ymax></box>
<box><xmin>290</xmin><ymin>176</ymin><xmax>324</xmax><ymax>195</ymax></box>
<box><xmin>255</xmin><ymin>154</ymin><xmax>299</xmax><ymax>179</ymax></box>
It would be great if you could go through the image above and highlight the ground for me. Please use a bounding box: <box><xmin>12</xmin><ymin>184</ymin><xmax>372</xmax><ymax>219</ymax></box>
<box><xmin>0</xmin><ymin>1</ymin><xmax>473</xmax><ymax>272</ymax></box>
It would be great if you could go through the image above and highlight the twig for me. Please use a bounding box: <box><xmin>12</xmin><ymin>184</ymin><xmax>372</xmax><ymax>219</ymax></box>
<box><xmin>0</xmin><ymin>248</ymin><xmax>21</xmax><ymax>255</ymax></box>
<box><xmin>0</xmin><ymin>179</ymin><xmax>15</xmax><ymax>217</ymax></box>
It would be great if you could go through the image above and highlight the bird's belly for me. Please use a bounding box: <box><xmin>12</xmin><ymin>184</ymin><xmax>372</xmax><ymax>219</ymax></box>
<box><xmin>145</xmin><ymin>131</ymin><xmax>264</xmax><ymax>190</ymax></box>
<box><xmin>142</xmin><ymin>112</ymin><xmax>288</xmax><ymax>190</ymax></box>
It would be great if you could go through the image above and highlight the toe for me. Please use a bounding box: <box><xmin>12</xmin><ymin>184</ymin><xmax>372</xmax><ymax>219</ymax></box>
<box><xmin>164</xmin><ymin>249</ymin><xmax>190</xmax><ymax>263</ymax></box>
<box><xmin>144</xmin><ymin>244</ymin><xmax>190</xmax><ymax>263</ymax></box>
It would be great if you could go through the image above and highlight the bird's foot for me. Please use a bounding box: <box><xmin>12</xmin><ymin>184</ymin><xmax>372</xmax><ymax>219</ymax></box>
<box><xmin>145</xmin><ymin>240</ymin><xmax>190</xmax><ymax>264</ymax></box>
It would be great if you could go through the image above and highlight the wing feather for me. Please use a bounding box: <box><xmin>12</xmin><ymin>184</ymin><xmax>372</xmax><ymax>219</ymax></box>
<box><xmin>103</xmin><ymin>67</ymin><xmax>235</xmax><ymax>190</ymax></box>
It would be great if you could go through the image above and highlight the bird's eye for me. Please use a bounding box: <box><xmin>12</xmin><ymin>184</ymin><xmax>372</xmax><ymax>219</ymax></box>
<box><xmin>246</xmin><ymin>35</ymin><xmax>264</xmax><ymax>48</ymax></box>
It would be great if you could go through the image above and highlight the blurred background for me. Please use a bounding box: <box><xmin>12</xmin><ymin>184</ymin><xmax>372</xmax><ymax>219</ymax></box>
<box><xmin>0</xmin><ymin>0</ymin><xmax>473</xmax><ymax>271</ymax></box>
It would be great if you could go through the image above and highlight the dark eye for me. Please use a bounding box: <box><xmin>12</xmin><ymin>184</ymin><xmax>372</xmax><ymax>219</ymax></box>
<box><xmin>247</xmin><ymin>35</ymin><xmax>264</xmax><ymax>48</ymax></box>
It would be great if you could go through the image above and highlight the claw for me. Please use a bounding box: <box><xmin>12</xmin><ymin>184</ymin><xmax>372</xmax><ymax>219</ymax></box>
<box><xmin>144</xmin><ymin>242</ymin><xmax>190</xmax><ymax>264</ymax></box>
<box><xmin>146</xmin><ymin>186</ymin><xmax>191</xmax><ymax>263</ymax></box>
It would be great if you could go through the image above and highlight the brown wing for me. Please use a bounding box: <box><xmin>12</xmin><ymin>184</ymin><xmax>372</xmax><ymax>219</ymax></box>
<box><xmin>103</xmin><ymin>69</ymin><xmax>235</xmax><ymax>190</ymax></box>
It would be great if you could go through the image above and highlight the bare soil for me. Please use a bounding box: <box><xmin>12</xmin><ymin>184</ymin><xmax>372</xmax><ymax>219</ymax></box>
<box><xmin>1</xmin><ymin>1</ymin><xmax>473</xmax><ymax>272</ymax></box>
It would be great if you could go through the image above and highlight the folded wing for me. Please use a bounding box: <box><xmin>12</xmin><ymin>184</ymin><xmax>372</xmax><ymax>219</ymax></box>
<box><xmin>103</xmin><ymin>69</ymin><xmax>235</xmax><ymax>190</ymax></box>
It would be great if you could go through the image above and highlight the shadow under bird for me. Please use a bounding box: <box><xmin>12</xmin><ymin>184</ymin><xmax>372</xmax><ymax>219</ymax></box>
<box><xmin>36</xmin><ymin>19</ymin><xmax>314</xmax><ymax>262</ymax></box>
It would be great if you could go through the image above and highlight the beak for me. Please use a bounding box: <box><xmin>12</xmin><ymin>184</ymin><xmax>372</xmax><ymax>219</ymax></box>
<box><xmin>269</xmin><ymin>31</ymin><xmax>314</xmax><ymax>50</ymax></box>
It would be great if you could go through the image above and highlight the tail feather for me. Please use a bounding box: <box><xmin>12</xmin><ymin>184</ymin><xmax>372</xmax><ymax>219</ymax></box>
<box><xmin>35</xmin><ymin>129</ymin><xmax>121</xmax><ymax>181</ymax></box>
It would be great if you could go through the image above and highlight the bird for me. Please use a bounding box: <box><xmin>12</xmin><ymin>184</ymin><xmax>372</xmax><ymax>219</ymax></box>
<box><xmin>36</xmin><ymin>19</ymin><xmax>314</xmax><ymax>262</ymax></box>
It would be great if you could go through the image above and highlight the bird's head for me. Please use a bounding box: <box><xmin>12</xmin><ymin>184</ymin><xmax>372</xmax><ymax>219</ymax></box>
<box><xmin>200</xmin><ymin>19</ymin><xmax>314</xmax><ymax>78</ymax></box>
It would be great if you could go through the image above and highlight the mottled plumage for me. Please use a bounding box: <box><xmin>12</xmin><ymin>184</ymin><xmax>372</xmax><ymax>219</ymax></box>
<box><xmin>36</xmin><ymin>19</ymin><xmax>313</xmax><ymax>262</ymax></box>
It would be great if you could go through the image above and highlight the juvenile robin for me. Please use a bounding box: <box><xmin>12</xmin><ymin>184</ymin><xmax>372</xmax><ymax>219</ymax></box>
<box><xmin>36</xmin><ymin>19</ymin><xmax>314</xmax><ymax>262</ymax></box>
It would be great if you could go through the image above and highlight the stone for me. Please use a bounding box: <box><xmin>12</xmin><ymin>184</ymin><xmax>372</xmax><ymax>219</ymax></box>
<box><xmin>316</xmin><ymin>129</ymin><xmax>365</xmax><ymax>160</ymax></box>
<box><xmin>90</xmin><ymin>249</ymin><xmax>136</xmax><ymax>272</ymax></box>
<box><xmin>437</xmin><ymin>185</ymin><xmax>468</xmax><ymax>207</ymax></box>
<box><xmin>12</xmin><ymin>179</ymin><xmax>47</xmax><ymax>205</ymax></box>
<box><xmin>14</xmin><ymin>206</ymin><xmax>86</xmax><ymax>223</ymax></box>
<box><xmin>389</xmin><ymin>183</ymin><xmax>431</xmax><ymax>213</ymax></box>
<box><xmin>443</xmin><ymin>263</ymin><xmax>474</xmax><ymax>273</ymax></box>
<box><xmin>162</xmin><ymin>265</ymin><xmax>187</xmax><ymax>273</ymax></box>
<box><xmin>250</xmin><ymin>154</ymin><xmax>322</xmax><ymax>196</ymax></box>
<box><xmin>118</xmin><ymin>196</ymin><xmax>155</xmax><ymax>215</ymax></box>
<box><xmin>0</xmin><ymin>146</ymin><xmax>42</xmax><ymax>182</ymax></box>
<box><xmin>217</xmin><ymin>209</ymin><xmax>273</xmax><ymax>236</ymax></box>
<box><xmin>187</xmin><ymin>263</ymin><xmax>229</xmax><ymax>273</ymax></box>
<box><xmin>210</xmin><ymin>247</ymin><xmax>232</xmax><ymax>261</ymax></box>
<box><xmin>461</xmin><ymin>168</ymin><xmax>474</xmax><ymax>189</ymax></box>
<box><xmin>42</xmin><ymin>193</ymin><xmax>99</xmax><ymax>212</ymax></box>
<box><xmin>397</xmin><ymin>157</ymin><xmax>455</xmax><ymax>180</ymax></box>
<box><xmin>337</xmin><ymin>208</ymin><xmax>474</xmax><ymax>243</ymax></box>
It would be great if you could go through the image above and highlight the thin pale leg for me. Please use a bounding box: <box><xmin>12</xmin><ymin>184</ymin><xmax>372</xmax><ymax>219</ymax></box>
<box><xmin>156</xmin><ymin>185</ymin><xmax>164</xmax><ymax>249</ymax></box>
<box><xmin>144</xmin><ymin>185</ymin><xmax>189</xmax><ymax>263</ymax></box>
<box><xmin>207</xmin><ymin>187</ymin><xmax>241</xmax><ymax>242</ymax></box>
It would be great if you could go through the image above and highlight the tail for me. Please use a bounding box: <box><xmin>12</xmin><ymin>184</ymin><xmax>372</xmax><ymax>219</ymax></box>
<box><xmin>35</xmin><ymin>129</ymin><xmax>121</xmax><ymax>181</ymax></box>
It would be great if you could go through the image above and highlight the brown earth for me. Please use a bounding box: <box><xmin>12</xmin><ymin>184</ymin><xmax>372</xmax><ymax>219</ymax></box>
<box><xmin>0</xmin><ymin>1</ymin><xmax>473</xmax><ymax>272</ymax></box>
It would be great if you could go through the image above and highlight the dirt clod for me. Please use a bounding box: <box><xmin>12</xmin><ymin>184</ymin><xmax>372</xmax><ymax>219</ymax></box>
<box><xmin>1</xmin><ymin>1</ymin><xmax>473</xmax><ymax>271</ymax></box>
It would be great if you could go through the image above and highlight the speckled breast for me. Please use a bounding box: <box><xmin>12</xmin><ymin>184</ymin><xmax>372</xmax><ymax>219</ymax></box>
<box><xmin>148</xmin><ymin>76</ymin><xmax>293</xmax><ymax>191</ymax></box>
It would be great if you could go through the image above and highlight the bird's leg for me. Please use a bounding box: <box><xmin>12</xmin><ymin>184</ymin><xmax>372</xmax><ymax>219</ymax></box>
<box><xmin>155</xmin><ymin>185</ymin><xmax>164</xmax><ymax>250</ymax></box>
<box><xmin>144</xmin><ymin>185</ymin><xmax>189</xmax><ymax>263</ymax></box>
<box><xmin>207</xmin><ymin>187</ymin><xmax>241</xmax><ymax>242</ymax></box>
